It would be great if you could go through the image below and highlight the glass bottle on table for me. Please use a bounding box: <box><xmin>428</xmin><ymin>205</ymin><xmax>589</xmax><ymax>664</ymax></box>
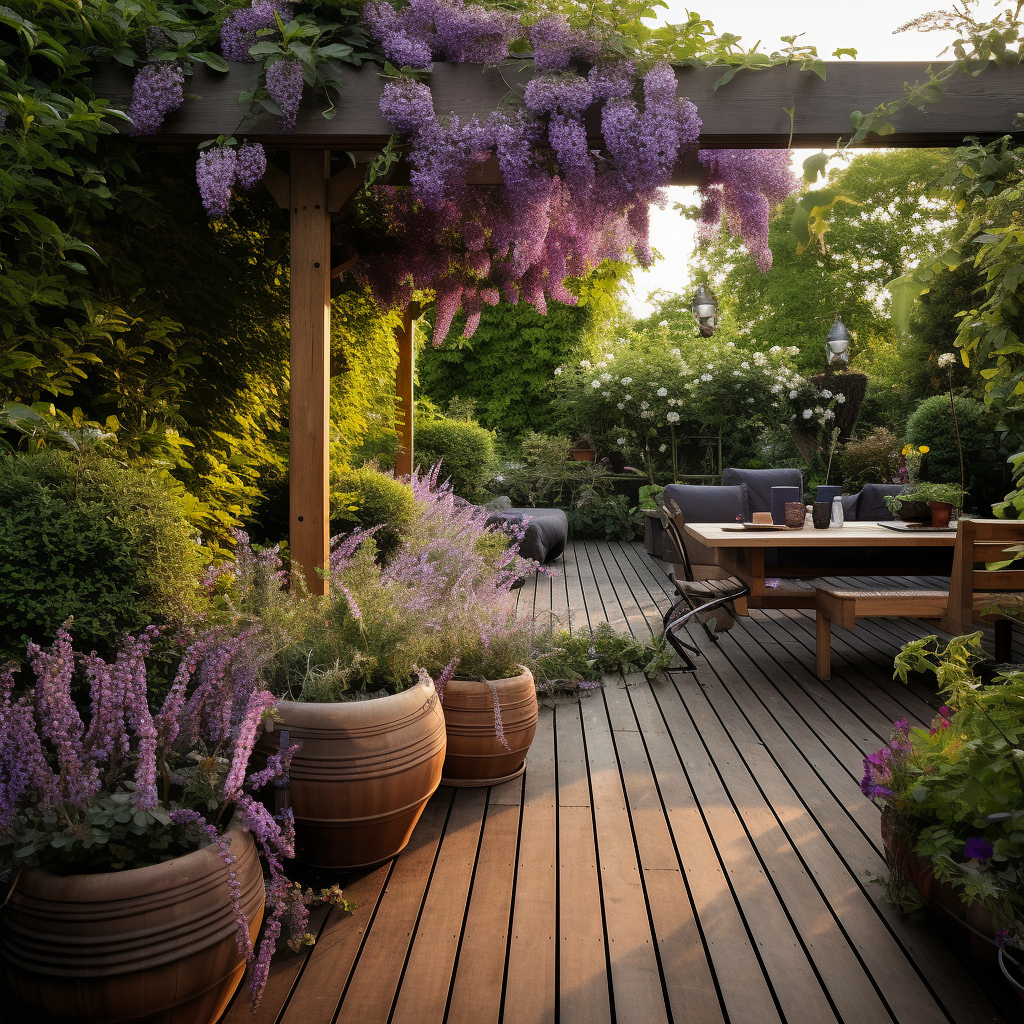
<box><xmin>831</xmin><ymin>495</ymin><xmax>845</xmax><ymax>528</ymax></box>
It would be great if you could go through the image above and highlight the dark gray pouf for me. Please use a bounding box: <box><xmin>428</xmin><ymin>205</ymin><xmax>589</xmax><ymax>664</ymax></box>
<box><xmin>486</xmin><ymin>507</ymin><xmax>568</xmax><ymax>564</ymax></box>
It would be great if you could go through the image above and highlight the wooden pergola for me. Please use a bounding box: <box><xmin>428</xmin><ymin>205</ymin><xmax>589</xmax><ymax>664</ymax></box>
<box><xmin>94</xmin><ymin>59</ymin><xmax>1024</xmax><ymax>590</ymax></box>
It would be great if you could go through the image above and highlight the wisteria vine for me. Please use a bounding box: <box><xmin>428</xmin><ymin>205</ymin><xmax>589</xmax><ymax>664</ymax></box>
<box><xmin>122</xmin><ymin>0</ymin><xmax>800</xmax><ymax>340</ymax></box>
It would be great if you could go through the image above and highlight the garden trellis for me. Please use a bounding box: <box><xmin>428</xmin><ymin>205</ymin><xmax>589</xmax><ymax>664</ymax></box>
<box><xmin>92</xmin><ymin>57</ymin><xmax>1024</xmax><ymax>590</ymax></box>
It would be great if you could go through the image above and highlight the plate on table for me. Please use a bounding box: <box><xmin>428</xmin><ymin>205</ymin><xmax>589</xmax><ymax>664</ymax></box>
<box><xmin>878</xmin><ymin>521</ymin><xmax>958</xmax><ymax>532</ymax></box>
<box><xmin>722</xmin><ymin>523</ymin><xmax>793</xmax><ymax>531</ymax></box>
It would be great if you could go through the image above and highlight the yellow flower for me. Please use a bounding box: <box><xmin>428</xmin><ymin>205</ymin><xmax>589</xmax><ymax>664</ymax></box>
<box><xmin>919</xmin><ymin>445</ymin><xmax>929</xmax><ymax>454</ymax></box>
<box><xmin>902</xmin><ymin>444</ymin><xmax>912</xmax><ymax>455</ymax></box>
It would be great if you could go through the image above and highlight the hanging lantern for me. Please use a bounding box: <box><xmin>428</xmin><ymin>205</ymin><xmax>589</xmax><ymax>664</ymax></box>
<box><xmin>691</xmin><ymin>284</ymin><xmax>718</xmax><ymax>337</ymax></box>
<box><xmin>826</xmin><ymin>316</ymin><xmax>851</xmax><ymax>367</ymax></box>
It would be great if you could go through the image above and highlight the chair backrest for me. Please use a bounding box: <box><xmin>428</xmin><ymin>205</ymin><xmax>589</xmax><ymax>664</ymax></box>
<box><xmin>855</xmin><ymin>484</ymin><xmax>906</xmax><ymax>522</ymax></box>
<box><xmin>943</xmin><ymin>518</ymin><xmax>1024</xmax><ymax>633</ymax></box>
<box><xmin>660</xmin><ymin>484</ymin><xmax>747</xmax><ymax>582</ymax></box>
<box><xmin>721</xmin><ymin>468</ymin><xmax>803</xmax><ymax>516</ymax></box>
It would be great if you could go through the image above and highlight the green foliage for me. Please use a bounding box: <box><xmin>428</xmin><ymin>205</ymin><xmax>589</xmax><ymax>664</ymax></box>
<box><xmin>533</xmin><ymin>623</ymin><xmax>674</xmax><ymax>695</ymax></box>
<box><xmin>690</xmin><ymin>150</ymin><xmax>956</xmax><ymax>379</ymax></box>
<box><xmin>0</xmin><ymin>449</ymin><xmax>206</xmax><ymax>661</ymax></box>
<box><xmin>497</xmin><ymin>432</ymin><xmax>614</xmax><ymax>507</ymax></box>
<box><xmin>904</xmin><ymin>394</ymin><xmax>996</xmax><ymax>501</ymax></box>
<box><xmin>414</xmin><ymin>416</ymin><xmax>497</xmax><ymax>499</ymax></box>
<box><xmin>566</xmin><ymin>492</ymin><xmax>642</xmax><ymax>541</ymax></box>
<box><xmin>417</xmin><ymin>298</ymin><xmax>598</xmax><ymax>437</ymax></box>
<box><xmin>332</xmin><ymin>466</ymin><xmax>416</xmax><ymax>557</ymax></box>
<box><xmin>839</xmin><ymin>427</ymin><xmax>901</xmax><ymax>490</ymax></box>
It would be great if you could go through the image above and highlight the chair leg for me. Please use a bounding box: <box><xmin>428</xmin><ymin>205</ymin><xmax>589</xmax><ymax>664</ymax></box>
<box><xmin>816</xmin><ymin>611</ymin><xmax>832</xmax><ymax>681</ymax></box>
<box><xmin>995</xmin><ymin>619</ymin><xmax>1013</xmax><ymax>663</ymax></box>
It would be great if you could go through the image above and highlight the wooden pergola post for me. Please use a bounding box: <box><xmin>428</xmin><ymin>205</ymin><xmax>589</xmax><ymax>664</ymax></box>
<box><xmin>289</xmin><ymin>150</ymin><xmax>332</xmax><ymax>595</ymax></box>
<box><xmin>394</xmin><ymin>308</ymin><xmax>415</xmax><ymax>478</ymax></box>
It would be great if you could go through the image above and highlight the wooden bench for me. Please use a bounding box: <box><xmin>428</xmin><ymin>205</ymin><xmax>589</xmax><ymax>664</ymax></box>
<box><xmin>810</xmin><ymin>518</ymin><xmax>1024</xmax><ymax>680</ymax></box>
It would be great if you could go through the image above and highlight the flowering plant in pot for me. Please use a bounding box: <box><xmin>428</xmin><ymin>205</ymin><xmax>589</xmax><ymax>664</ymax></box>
<box><xmin>861</xmin><ymin>633</ymin><xmax>1023</xmax><ymax>984</ymax></box>
<box><xmin>0</xmin><ymin>622</ymin><xmax>312</xmax><ymax>1022</ymax></box>
<box><xmin>885</xmin><ymin>481</ymin><xmax>965</xmax><ymax>527</ymax></box>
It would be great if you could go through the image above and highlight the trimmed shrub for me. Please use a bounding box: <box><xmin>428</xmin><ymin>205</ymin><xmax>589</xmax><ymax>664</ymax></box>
<box><xmin>0</xmin><ymin>450</ymin><xmax>205</xmax><ymax>662</ymax></box>
<box><xmin>904</xmin><ymin>395</ymin><xmax>997</xmax><ymax>503</ymax></box>
<box><xmin>414</xmin><ymin>417</ymin><xmax>497</xmax><ymax>499</ymax></box>
<box><xmin>840</xmin><ymin>427</ymin><xmax>902</xmax><ymax>491</ymax></box>
<box><xmin>332</xmin><ymin>466</ymin><xmax>416</xmax><ymax>556</ymax></box>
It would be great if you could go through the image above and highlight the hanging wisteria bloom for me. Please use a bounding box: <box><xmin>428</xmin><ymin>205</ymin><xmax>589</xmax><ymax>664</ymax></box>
<box><xmin>697</xmin><ymin>149</ymin><xmax>799</xmax><ymax>272</ymax></box>
<box><xmin>236</xmin><ymin>142</ymin><xmax>268</xmax><ymax>190</ymax></box>
<box><xmin>128</xmin><ymin>63</ymin><xmax>185</xmax><ymax>135</ymax></box>
<box><xmin>221</xmin><ymin>0</ymin><xmax>293</xmax><ymax>62</ymax></box>
<box><xmin>196</xmin><ymin>146</ymin><xmax>239</xmax><ymax>217</ymax></box>
<box><xmin>266</xmin><ymin>59</ymin><xmax>304</xmax><ymax>132</ymax></box>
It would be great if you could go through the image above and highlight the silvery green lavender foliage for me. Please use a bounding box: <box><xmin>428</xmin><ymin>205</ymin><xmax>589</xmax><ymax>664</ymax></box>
<box><xmin>363</xmin><ymin>4</ymin><xmax>704</xmax><ymax>344</ymax></box>
<box><xmin>0</xmin><ymin>624</ymin><xmax>305</xmax><ymax>1009</ymax></box>
<box><xmin>127</xmin><ymin>63</ymin><xmax>185</xmax><ymax>135</ymax></box>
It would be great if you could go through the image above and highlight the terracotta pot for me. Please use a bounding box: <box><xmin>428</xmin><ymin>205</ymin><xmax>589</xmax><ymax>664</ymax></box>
<box><xmin>895</xmin><ymin>500</ymin><xmax>932</xmax><ymax>524</ymax></box>
<box><xmin>440</xmin><ymin>667</ymin><xmax>539</xmax><ymax>785</ymax></box>
<box><xmin>1</xmin><ymin>825</ymin><xmax>264</xmax><ymax>1024</ymax></box>
<box><xmin>263</xmin><ymin>677</ymin><xmax>446</xmax><ymax>869</ymax></box>
<box><xmin>929</xmin><ymin>501</ymin><xmax>954</xmax><ymax>528</ymax></box>
<box><xmin>570</xmin><ymin>447</ymin><xmax>595</xmax><ymax>462</ymax></box>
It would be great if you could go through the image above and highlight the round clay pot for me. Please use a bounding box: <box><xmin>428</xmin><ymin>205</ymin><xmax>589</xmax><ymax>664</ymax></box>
<box><xmin>929</xmin><ymin>501</ymin><xmax>954</xmax><ymax>528</ymax></box>
<box><xmin>263</xmin><ymin>677</ymin><xmax>446</xmax><ymax>869</ymax></box>
<box><xmin>570</xmin><ymin>447</ymin><xmax>596</xmax><ymax>462</ymax></box>
<box><xmin>440</xmin><ymin>667</ymin><xmax>539</xmax><ymax>785</ymax></box>
<box><xmin>1</xmin><ymin>825</ymin><xmax>264</xmax><ymax>1024</ymax></box>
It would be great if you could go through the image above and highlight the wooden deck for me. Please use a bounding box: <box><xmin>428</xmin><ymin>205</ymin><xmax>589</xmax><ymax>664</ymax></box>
<box><xmin>224</xmin><ymin>540</ymin><xmax>1015</xmax><ymax>1024</ymax></box>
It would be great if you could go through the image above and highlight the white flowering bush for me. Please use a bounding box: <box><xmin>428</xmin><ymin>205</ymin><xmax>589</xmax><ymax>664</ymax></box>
<box><xmin>553</xmin><ymin>339</ymin><xmax>803</xmax><ymax>479</ymax></box>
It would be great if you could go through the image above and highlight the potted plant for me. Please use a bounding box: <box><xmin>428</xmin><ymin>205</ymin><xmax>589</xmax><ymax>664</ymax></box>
<box><xmin>0</xmin><ymin>623</ymin><xmax>312</xmax><ymax>1023</ymax></box>
<box><xmin>885</xmin><ymin>443</ymin><xmax>932</xmax><ymax>522</ymax></box>
<box><xmin>570</xmin><ymin>436</ymin><xmax>596</xmax><ymax>462</ymax></box>
<box><xmin>861</xmin><ymin>633</ymin><xmax>1023</xmax><ymax>990</ymax></box>
<box><xmin>885</xmin><ymin>481</ymin><xmax>965</xmax><ymax>527</ymax></box>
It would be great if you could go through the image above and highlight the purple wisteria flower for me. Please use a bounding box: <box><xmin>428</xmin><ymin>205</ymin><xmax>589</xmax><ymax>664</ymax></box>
<box><xmin>963</xmin><ymin>836</ymin><xmax>995</xmax><ymax>861</ymax></box>
<box><xmin>236</xmin><ymin>142</ymin><xmax>268</xmax><ymax>190</ymax></box>
<box><xmin>196</xmin><ymin>146</ymin><xmax>238</xmax><ymax>217</ymax></box>
<box><xmin>128</xmin><ymin>63</ymin><xmax>185</xmax><ymax>135</ymax></box>
<box><xmin>266</xmin><ymin>59</ymin><xmax>304</xmax><ymax>132</ymax></box>
<box><xmin>221</xmin><ymin>0</ymin><xmax>293</xmax><ymax>62</ymax></box>
<box><xmin>529</xmin><ymin>15</ymin><xmax>599</xmax><ymax>73</ymax></box>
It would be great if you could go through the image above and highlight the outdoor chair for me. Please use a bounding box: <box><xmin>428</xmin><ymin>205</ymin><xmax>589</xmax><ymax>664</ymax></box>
<box><xmin>810</xmin><ymin>518</ymin><xmax>1024</xmax><ymax>680</ymax></box>
<box><xmin>721</xmin><ymin>467</ymin><xmax>803</xmax><ymax>518</ymax></box>
<box><xmin>656</xmin><ymin>485</ymin><xmax>751</xmax><ymax>669</ymax></box>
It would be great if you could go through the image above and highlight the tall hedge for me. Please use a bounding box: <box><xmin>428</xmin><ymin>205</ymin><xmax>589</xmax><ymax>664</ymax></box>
<box><xmin>0</xmin><ymin>450</ymin><xmax>206</xmax><ymax>661</ymax></box>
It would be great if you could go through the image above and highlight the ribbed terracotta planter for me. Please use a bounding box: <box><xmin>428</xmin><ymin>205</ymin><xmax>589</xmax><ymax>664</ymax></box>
<box><xmin>1</xmin><ymin>825</ymin><xmax>264</xmax><ymax>1024</ymax></box>
<box><xmin>263</xmin><ymin>677</ymin><xmax>446</xmax><ymax>869</ymax></box>
<box><xmin>440</xmin><ymin>667</ymin><xmax>538</xmax><ymax>785</ymax></box>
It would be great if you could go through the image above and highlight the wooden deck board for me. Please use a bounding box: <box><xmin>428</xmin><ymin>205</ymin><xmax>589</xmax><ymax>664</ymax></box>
<box><xmin>233</xmin><ymin>540</ymin><xmax>1013</xmax><ymax>1024</ymax></box>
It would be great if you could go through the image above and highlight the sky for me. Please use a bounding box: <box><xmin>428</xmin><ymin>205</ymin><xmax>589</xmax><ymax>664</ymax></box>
<box><xmin>626</xmin><ymin>1</ymin><xmax>1007</xmax><ymax>317</ymax></box>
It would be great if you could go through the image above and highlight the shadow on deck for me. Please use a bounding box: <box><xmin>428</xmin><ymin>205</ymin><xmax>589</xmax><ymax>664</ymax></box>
<box><xmin>222</xmin><ymin>541</ymin><xmax>1016</xmax><ymax>1024</ymax></box>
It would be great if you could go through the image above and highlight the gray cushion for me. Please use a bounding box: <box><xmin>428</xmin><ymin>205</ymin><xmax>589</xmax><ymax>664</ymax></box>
<box><xmin>663</xmin><ymin>483</ymin><xmax>747</xmax><ymax>524</ymax></box>
<box><xmin>856</xmin><ymin>484</ymin><xmax>906</xmax><ymax>522</ymax></box>
<box><xmin>841</xmin><ymin>492</ymin><xmax>860</xmax><ymax>519</ymax></box>
<box><xmin>722</xmin><ymin>468</ymin><xmax>804</xmax><ymax>516</ymax></box>
<box><xmin>487</xmin><ymin>507</ymin><xmax>568</xmax><ymax>563</ymax></box>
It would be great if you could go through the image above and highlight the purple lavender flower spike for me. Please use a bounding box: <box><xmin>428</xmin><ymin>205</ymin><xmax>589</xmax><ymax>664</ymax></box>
<box><xmin>128</xmin><ymin>63</ymin><xmax>185</xmax><ymax>135</ymax></box>
<box><xmin>236</xmin><ymin>142</ymin><xmax>267</xmax><ymax>190</ymax></box>
<box><xmin>266</xmin><ymin>59</ymin><xmax>304</xmax><ymax>132</ymax></box>
<box><xmin>196</xmin><ymin>146</ymin><xmax>238</xmax><ymax>217</ymax></box>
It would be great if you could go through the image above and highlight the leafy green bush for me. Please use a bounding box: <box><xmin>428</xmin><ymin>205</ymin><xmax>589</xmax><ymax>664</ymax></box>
<box><xmin>566</xmin><ymin>492</ymin><xmax>642</xmax><ymax>541</ymax></box>
<box><xmin>332</xmin><ymin>467</ymin><xmax>416</xmax><ymax>557</ymax></box>
<box><xmin>840</xmin><ymin>427</ymin><xmax>902</xmax><ymax>490</ymax></box>
<box><xmin>0</xmin><ymin>450</ymin><xmax>205</xmax><ymax>661</ymax></box>
<box><xmin>904</xmin><ymin>395</ymin><xmax>996</xmax><ymax>500</ymax></box>
<box><xmin>414</xmin><ymin>416</ymin><xmax>497</xmax><ymax>499</ymax></box>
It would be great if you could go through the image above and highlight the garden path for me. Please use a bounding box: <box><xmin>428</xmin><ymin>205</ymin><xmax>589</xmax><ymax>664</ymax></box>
<box><xmin>220</xmin><ymin>541</ymin><xmax>1015</xmax><ymax>1024</ymax></box>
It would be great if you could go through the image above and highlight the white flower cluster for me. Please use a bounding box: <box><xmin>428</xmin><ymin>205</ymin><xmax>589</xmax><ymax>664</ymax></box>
<box><xmin>938</xmin><ymin>352</ymin><xmax>957</xmax><ymax>368</ymax></box>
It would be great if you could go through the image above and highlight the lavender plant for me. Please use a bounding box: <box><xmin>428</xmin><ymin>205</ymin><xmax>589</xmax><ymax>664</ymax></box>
<box><xmin>0</xmin><ymin>623</ymin><xmax>314</xmax><ymax>1008</ymax></box>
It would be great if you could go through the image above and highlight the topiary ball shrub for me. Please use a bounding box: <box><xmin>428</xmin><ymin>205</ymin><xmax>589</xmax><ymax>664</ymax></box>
<box><xmin>904</xmin><ymin>395</ymin><xmax>997</xmax><ymax>504</ymax></box>
<box><xmin>331</xmin><ymin>466</ymin><xmax>416</xmax><ymax>557</ymax></box>
<box><xmin>0</xmin><ymin>449</ymin><xmax>206</xmax><ymax>662</ymax></box>
<box><xmin>840</xmin><ymin>427</ymin><xmax>902</xmax><ymax>491</ymax></box>
<box><xmin>414</xmin><ymin>417</ymin><xmax>496</xmax><ymax>500</ymax></box>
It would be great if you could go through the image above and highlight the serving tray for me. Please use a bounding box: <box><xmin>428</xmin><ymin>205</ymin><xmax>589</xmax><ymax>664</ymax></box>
<box><xmin>878</xmin><ymin>521</ymin><xmax>958</xmax><ymax>532</ymax></box>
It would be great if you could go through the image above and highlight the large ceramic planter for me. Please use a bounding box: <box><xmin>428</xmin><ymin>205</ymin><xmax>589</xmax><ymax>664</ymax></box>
<box><xmin>440</xmin><ymin>667</ymin><xmax>538</xmax><ymax>786</ymax></box>
<box><xmin>1</xmin><ymin>826</ymin><xmax>264</xmax><ymax>1024</ymax></box>
<box><xmin>264</xmin><ymin>676</ymin><xmax>446</xmax><ymax>869</ymax></box>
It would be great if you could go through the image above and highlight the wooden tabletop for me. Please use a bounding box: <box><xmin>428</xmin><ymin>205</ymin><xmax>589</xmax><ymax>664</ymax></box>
<box><xmin>683</xmin><ymin>521</ymin><xmax>959</xmax><ymax>548</ymax></box>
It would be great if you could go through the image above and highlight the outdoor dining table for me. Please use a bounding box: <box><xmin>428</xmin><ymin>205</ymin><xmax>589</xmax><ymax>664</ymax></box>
<box><xmin>682</xmin><ymin>521</ymin><xmax>958</xmax><ymax>610</ymax></box>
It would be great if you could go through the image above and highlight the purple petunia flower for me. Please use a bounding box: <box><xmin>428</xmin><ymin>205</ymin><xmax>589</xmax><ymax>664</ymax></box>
<box><xmin>963</xmin><ymin>837</ymin><xmax>994</xmax><ymax>861</ymax></box>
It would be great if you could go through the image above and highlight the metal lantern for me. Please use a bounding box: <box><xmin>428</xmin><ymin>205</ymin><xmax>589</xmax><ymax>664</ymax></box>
<box><xmin>826</xmin><ymin>316</ymin><xmax>851</xmax><ymax>367</ymax></box>
<box><xmin>691</xmin><ymin>284</ymin><xmax>718</xmax><ymax>338</ymax></box>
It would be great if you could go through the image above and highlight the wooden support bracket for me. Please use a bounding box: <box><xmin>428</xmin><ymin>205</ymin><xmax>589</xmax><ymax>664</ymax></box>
<box><xmin>263</xmin><ymin>160</ymin><xmax>290</xmax><ymax>209</ymax></box>
<box><xmin>328</xmin><ymin>163</ymin><xmax>369</xmax><ymax>213</ymax></box>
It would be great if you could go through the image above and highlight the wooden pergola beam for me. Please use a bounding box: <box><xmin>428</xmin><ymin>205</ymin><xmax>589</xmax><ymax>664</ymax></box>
<box><xmin>94</xmin><ymin>60</ymin><xmax>1024</xmax><ymax>151</ymax></box>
